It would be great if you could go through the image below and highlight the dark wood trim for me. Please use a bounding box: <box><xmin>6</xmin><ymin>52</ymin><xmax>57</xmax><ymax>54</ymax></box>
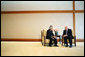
<box><xmin>76</xmin><ymin>39</ymin><xmax>84</xmax><ymax>42</ymax></box>
<box><xmin>75</xmin><ymin>10</ymin><xmax>84</xmax><ymax>13</ymax></box>
<box><xmin>1</xmin><ymin>38</ymin><xmax>84</xmax><ymax>42</ymax></box>
<box><xmin>56</xmin><ymin>39</ymin><xmax>84</xmax><ymax>42</ymax></box>
<box><xmin>1</xmin><ymin>10</ymin><xmax>84</xmax><ymax>14</ymax></box>
<box><xmin>73</xmin><ymin>1</ymin><xmax>75</xmax><ymax>11</ymax></box>
<box><xmin>1</xmin><ymin>10</ymin><xmax>74</xmax><ymax>14</ymax></box>
<box><xmin>73</xmin><ymin>1</ymin><xmax>76</xmax><ymax>36</ymax></box>
<box><xmin>1</xmin><ymin>38</ymin><xmax>41</xmax><ymax>42</ymax></box>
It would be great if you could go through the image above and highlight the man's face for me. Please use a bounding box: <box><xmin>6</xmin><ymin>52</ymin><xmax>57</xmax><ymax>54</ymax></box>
<box><xmin>65</xmin><ymin>26</ymin><xmax>68</xmax><ymax>30</ymax></box>
<box><xmin>50</xmin><ymin>27</ymin><xmax>53</xmax><ymax>30</ymax></box>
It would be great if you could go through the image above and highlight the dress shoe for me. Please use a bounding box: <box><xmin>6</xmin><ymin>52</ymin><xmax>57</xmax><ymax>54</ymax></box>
<box><xmin>54</xmin><ymin>45</ymin><xmax>59</xmax><ymax>47</ymax></box>
<box><xmin>69</xmin><ymin>45</ymin><xmax>72</xmax><ymax>48</ymax></box>
<box><xmin>49</xmin><ymin>45</ymin><xmax>52</xmax><ymax>47</ymax></box>
<box><xmin>65</xmin><ymin>45</ymin><xmax>68</xmax><ymax>47</ymax></box>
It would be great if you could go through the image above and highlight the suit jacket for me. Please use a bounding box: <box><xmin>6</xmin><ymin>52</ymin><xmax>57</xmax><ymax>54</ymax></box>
<box><xmin>63</xmin><ymin>29</ymin><xmax>72</xmax><ymax>36</ymax></box>
<box><xmin>55</xmin><ymin>31</ymin><xmax>58</xmax><ymax>36</ymax></box>
<box><xmin>46</xmin><ymin>29</ymin><xmax>54</xmax><ymax>39</ymax></box>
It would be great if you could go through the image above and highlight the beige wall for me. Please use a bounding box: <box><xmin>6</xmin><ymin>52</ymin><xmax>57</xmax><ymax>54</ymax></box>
<box><xmin>1</xmin><ymin>13</ymin><xmax>73</xmax><ymax>39</ymax></box>
<box><xmin>1</xmin><ymin>1</ymin><xmax>84</xmax><ymax>39</ymax></box>
<box><xmin>75</xmin><ymin>13</ymin><xmax>84</xmax><ymax>39</ymax></box>
<box><xmin>1</xmin><ymin>1</ymin><xmax>73</xmax><ymax>11</ymax></box>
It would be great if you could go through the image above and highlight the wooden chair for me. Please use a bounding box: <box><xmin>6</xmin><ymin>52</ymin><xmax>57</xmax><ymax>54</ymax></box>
<box><xmin>41</xmin><ymin>29</ymin><xmax>49</xmax><ymax>46</ymax></box>
<box><xmin>41</xmin><ymin>29</ymin><xmax>62</xmax><ymax>46</ymax></box>
<box><xmin>62</xmin><ymin>30</ymin><xmax>76</xmax><ymax>46</ymax></box>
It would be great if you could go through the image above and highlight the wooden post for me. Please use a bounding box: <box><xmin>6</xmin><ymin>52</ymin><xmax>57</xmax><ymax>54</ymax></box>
<box><xmin>73</xmin><ymin>1</ymin><xmax>76</xmax><ymax>36</ymax></box>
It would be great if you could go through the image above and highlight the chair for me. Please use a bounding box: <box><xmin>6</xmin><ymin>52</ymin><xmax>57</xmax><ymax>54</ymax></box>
<box><xmin>41</xmin><ymin>29</ymin><xmax>62</xmax><ymax>46</ymax></box>
<box><xmin>62</xmin><ymin>30</ymin><xmax>76</xmax><ymax>46</ymax></box>
<box><xmin>41</xmin><ymin>29</ymin><xmax>49</xmax><ymax>46</ymax></box>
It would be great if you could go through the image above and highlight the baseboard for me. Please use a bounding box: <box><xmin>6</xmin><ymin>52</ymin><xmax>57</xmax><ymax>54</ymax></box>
<box><xmin>1</xmin><ymin>38</ymin><xmax>84</xmax><ymax>42</ymax></box>
<box><xmin>76</xmin><ymin>39</ymin><xmax>84</xmax><ymax>42</ymax></box>
<box><xmin>1</xmin><ymin>38</ymin><xmax>41</xmax><ymax>42</ymax></box>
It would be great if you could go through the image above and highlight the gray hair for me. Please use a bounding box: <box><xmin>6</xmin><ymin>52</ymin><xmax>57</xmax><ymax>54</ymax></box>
<box><xmin>49</xmin><ymin>25</ymin><xmax>53</xmax><ymax>29</ymax></box>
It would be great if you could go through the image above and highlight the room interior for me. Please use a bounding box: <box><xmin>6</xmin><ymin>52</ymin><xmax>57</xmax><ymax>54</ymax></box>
<box><xmin>1</xmin><ymin>1</ymin><xmax>84</xmax><ymax>56</ymax></box>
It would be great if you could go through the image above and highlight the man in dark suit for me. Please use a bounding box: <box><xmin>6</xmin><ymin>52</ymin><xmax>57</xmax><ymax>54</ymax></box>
<box><xmin>63</xmin><ymin>26</ymin><xmax>73</xmax><ymax>48</ymax></box>
<box><xmin>46</xmin><ymin>25</ymin><xmax>58</xmax><ymax>47</ymax></box>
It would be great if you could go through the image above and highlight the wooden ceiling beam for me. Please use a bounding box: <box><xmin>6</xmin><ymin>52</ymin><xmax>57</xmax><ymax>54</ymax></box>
<box><xmin>1</xmin><ymin>10</ymin><xmax>84</xmax><ymax>14</ymax></box>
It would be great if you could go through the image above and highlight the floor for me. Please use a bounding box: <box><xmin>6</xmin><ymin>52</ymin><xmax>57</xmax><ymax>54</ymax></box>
<box><xmin>1</xmin><ymin>41</ymin><xmax>84</xmax><ymax>56</ymax></box>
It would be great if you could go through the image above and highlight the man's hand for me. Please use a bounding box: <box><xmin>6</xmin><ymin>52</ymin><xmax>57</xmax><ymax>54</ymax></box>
<box><xmin>63</xmin><ymin>35</ymin><xmax>68</xmax><ymax>37</ymax></box>
<box><xmin>51</xmin><ymin>36</ymin><xmax>56</xmax><ymax>38</ymax></box>
<box><xmin>53</xmin><ymin>36</ymin><xmax>56</xmax><ymax>38</ymax></box>
<box><xmin>51</xmin><ymin>36</ymin><xmax>54</xmax><ymax>38</ymax></box>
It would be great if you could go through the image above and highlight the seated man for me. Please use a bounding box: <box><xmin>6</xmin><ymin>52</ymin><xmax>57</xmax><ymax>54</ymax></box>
<box><xmin>46</xmin><ymin>25</ymin><xmax>58</xmax><ymax>47</ymax></box>
<box><xmin>54</xmin><ymin>29</ymin><xmax>62</xmax><ymax>44</ymax></box>
<box><xmin>63</xmin><ymin>26</ymin><xmax>73</xmax><ymax>48</ymax></box>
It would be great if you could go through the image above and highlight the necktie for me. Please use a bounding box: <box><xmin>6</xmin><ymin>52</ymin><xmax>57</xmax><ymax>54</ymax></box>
<box><xmin>66</xmin><ymin>30</ymin><xmax>67</xmax><ymax>35</ymax></box>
